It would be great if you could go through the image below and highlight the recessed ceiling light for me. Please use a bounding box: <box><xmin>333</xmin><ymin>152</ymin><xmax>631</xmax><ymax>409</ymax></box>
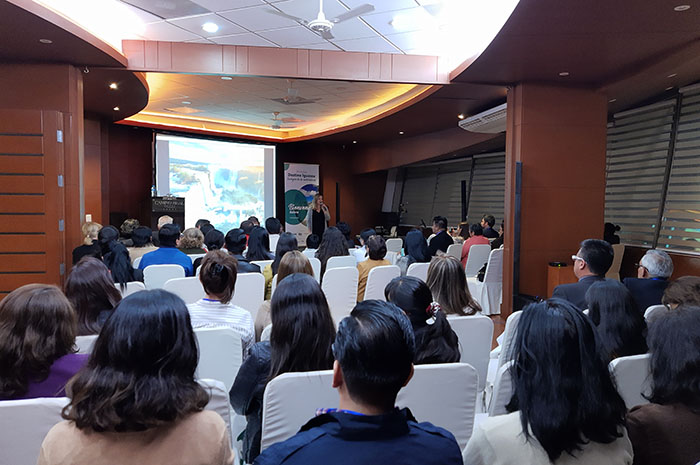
<box><xmin>674</xmin><ymin>5</ymin><xmax>691</xmax><ymax>11</ymax></box>
<box><xmin>399</xmin><ymin>131</ymin><xmax>404</xmax><ymax>135</ymax></box>
<box><xmin>458</xmin><ymin>114</ymin><xmax>465</xmax><ymax>120</ymax></box>
<box><xmin>221</xmin><ymin>76</ymin><xmax>233</xmax><ymax>80</ymax></box>
<box><xmin>559</xmin><ymin>71</ymin><xmax>570</xmax><ymax>77</ymax></box>
<box><xmin>181</xmin><ymin>101</ymin><xmax>191</xmax><ymax>105</ymax></box>
<box><xmin>667</xmin><ymin>73</ymin><xmax>677</xmax><ymax>78</ymax></box>
<box><xmin>109</xmin><ymin>82</ymin><xmax>118</xmax><ymax>90</ymax></box>
<box><xmin>352</xmin><ymin>140</ymin><xmax>357</xmax><ymax>144</ymax></box>
<box><xmin>202</xmin><ymin>22</ymin><xmax>219</xmax><ymax>33</ymax></box>
<box><xmin>39</xmin><ymin>38</ymin><xmax>52</xmax><ymax>44</ymax></box>
<box><xmin>113</xmin><ymin>106</ymin><xmax>120</xmax><ymax>111</ymax></box>
<box><xmin>609</xmin><ymin>98</ymin><xmax>617</xmax><ymax>103</ymax></box>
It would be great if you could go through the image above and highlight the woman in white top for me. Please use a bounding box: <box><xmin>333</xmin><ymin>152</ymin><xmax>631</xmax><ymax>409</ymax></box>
<box><xmin>464</xmin><ymin>298</ymin><xmax>633</xmax><ymax>465</ymax></box>
<box><xmin>188</xmin><ymin>250</ymin><xmax>254</xmax><ymax>356</ymax></box>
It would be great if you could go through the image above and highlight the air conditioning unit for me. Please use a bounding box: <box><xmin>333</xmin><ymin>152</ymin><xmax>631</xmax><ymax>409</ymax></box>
<box><xmin>458</xmin><ymin>103</ymin><xmax>507</xmax><ymax>134</ymax></box>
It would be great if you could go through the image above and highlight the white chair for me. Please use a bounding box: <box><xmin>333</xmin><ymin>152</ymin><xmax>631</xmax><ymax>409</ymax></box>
<box><xmin>163</xmin><ymin>276</ymin><xmax>205</xmax><ymax>304</ymax></box>
<box><xmin>446</xmin><ymin>243</ymin><xmax>462</xmax><ymax>261</ymax></box>
<box><xmin>406</xmin><ymin>262</ymin><xmax>430</xmax><ymax>282</ymax></box>
<box><xmin>115</xmin><ymin>281</ymin><xmax>145</xmax><ymax>297</ymax></box>
<box><xmin>133</xmin><ymin>256</ymin><xmax>142</xmax><ymax>268</ymax></box>
<box><xmin>308</xmin><ymin>257</ymin><xmax>321</xmax><ymax>283</ymax></box>
<box><xmin>269</xmin><ymin>234</ymin><xmax>280</xmax><ymax>252</ymax></box>
<box><xmin>644</xmin><ymin>304</ymin><xmax>668</xmax><ymax>323</ymax></box>
<box><xmin>231</xmin><ymin>272</ymin><xmax>265</xmax><ymax>322</ymax></box>
<box><xmin>487</xmin><ymin>310</ymin><xmax>522</xmax><ymax>387</ymax></box>
<box><xmin>189</xmin><ymin>253</ymin><xmax>206</xmax><ymax>263</ymax></box>
<box><xmin>261</xmin><ymin>363</ymin><xmax>478</xmax><ymax>452</ymax></box>
<box><xmin>363</xmin><ymin>265</ymin><xmax>400</xmax><ymax>301</ymax></box>
<box><xmin>74</xmin><ymin>334</ymin><xmax>98</xmax><ymax>354</ymax></box>
<box><xmin>384</xmin><ymin>250</ymin><xmax>399</xmax><ymax>265</ymax></box>
<box><xmin>143</xmin><ymin>264</ymin><xmax>185</xmax><ymax>290</ymax></box>
<box><xmin>609</xmin><ymin>353</ymin><xmax>652</xmax><ymax>409</ymax></box>
<box><xmin>260</xmin><ymin>323</ymin><xmax>272</xmax><ymax>341</ymax></box>
<box><xmin>0</xmin><ymin>397</ymin><xmax>69</xmax><ymax>465</ymax></box>
<box><xmin>606</xmin><ymin>243</ymin><xmax>625</xmax><ymax>281</ymax></box>
<box><xmin>194</xmin><ymin>327</ymin><xmax>243</xmax><ymax>392</ymax></box>
<box><xmin>447</xmin><ymin>314</ymin><xmax>494</xmax><ymax>392</ymax></box>
<box><xmin>467</xmin><ymin>248</ymin><xmax>503</xmax><ymax>315</ymax></box>
<box><xmin>488</xmin><ymin>361</ymin><xmax>514</xmax><ymax>416</ymax></box>
<box><xmin>270</xmin><ymin>274</ymin><xmax>278</xmax><ymax>295</ymax></box>
<box><xmin>199</xmin><ymin>378</ymin><xmax>234</xmax><ymax>444</ymax></box>
<box><xmin>321</xmin><ymin>266</ymin><xmax>359</xmax><ymax>325</ymax></box>
<box><xmin>326</xmin><ymin>255</ymin><xmax>356</xmax><ymax>270</ymax></box>
<box><xmin>464</xmin><ymin>244</ymin><xmax>491</xmax><ymax>278</ymax></box>
<box><xmin>251</xmin><ymin>259</ymin><xmax>273</xmax><ymax>271</ymax></box>
<box><xmin>385</xmin><ymin>237</ymin><xmax>403</xmax><ymax>253</ymax></box>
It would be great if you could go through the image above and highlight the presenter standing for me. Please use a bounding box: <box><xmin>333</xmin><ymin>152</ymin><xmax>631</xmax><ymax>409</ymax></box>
<box><xmin>307</xmin><ymin>193</ymin><xmax>330</xmax><ymax>238</ymax></box>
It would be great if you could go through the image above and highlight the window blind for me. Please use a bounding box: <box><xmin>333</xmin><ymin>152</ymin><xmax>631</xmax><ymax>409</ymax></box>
<box><xmin>467</xmin><ymin>154</ymin><xmax>506</xmax><ymax>226</ymax></box>
<box><xmin>432</xmin><ymin>163</ymin><xmax>471</xmax><ymax>228</ymax></box>
<box><xmin>400</xmin><ymin>165</ymin><xmax>439</xmax><ymax>226</ymax></box>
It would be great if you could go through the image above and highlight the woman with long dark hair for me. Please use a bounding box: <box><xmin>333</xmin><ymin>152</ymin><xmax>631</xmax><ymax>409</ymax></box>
<box><xmin>426</xmin><ymin>255</ymin><xmax>482</xmax><ymax>315</ymax></box>
<box><xmin>315</xmin><ymin>226</ymin><xmax>350</xmax><ymax>276</ymax></box>
<box><xmin>103</xmin><ymin>240</ymin><xmax>143</xmax><ymax>287</ymax></box>
<box><xmin>38</xmin><ymin>290</ymin><xmax>233</xmax><ymax>465</ymax></box>
<box><xmin>385</xmin><ymin>276</ymin><xmax>460</xmax><ymax>364</ymax></box>
<box><xmin>464</xmin><ymin>299</ymin><xmax>632</xmax><ymax>465</ymax></box>
<box><xmin>0</xmin><ymin>284</ymin><xmax>86</xmax><ymax>400</ymax></box>
<box><xmin>230</xmin><ymin>273</ymin><xmax>335</xmax><ymax>463</ymax></box>
<box><xmin>585</xmin><ymin>280</ymin><xmax>647</xmax><ymax>360</ymax></box>
<box><xmin>64</xmin><ymin>257</ymin><xmax>122</xmax><ymax>336</ymax></box>
<box><xmin>395</xmin><ymin>229</ymin><xmax>431</xmax><ymax>276</ymax></box>
<box><xmin>245</xmin><ymin>226</ymin><xmax>275</xmax><ymax>261</ymax></box>
<box><xmin>262</xmin><ymin>232</ymin><xmax>298</xmax><ymax>299</ymax></box>
<box><xmin>627</xmin><ymin>306</ymin><xmax>700</xmax><ymax>464</ymax></box>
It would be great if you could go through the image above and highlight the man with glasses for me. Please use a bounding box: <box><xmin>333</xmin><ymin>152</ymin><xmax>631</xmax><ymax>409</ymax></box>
<box><xmin>552</xmin><ymin>239</ymin><xmax>614</xmax><ymax>310</ymax></box>
<box><xmin>623</xmin><ymin>249</ymin><xmax>673</xmax><ymax>312</ymax></box>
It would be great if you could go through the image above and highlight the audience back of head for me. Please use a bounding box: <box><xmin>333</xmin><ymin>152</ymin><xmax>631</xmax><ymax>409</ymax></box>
<box><xmin>195</xmin><ymin>219</ymin><xmax>210</xmax><ymax>229</ymax></box>
<box><xmin>203</xmin><ymin>228</ymin><xmax>224</xmax><ymax>251</ymax></box>
<box><xmin>246</xmin><ymin>226</ymin><xmax>273</xmax><ymax>261</ymax></box>
<box><xmin>81</xmin><ymin>221</ymin><xmax>101</xmax><ymax>245</ymax></box>
<box><xmin>305</xmin><ymin>233</ymin><xmax>320</xmax><ymax>250</ymax></box>
<box><xmin>404</xmin><ymin>229</ymin><xmax>430</xmax><ymax>263</ymax></box>
<box><xmin>102</xmin><ymin>240</ymin><xmax>139</xmax><ymax>288</ymax></box>
<box><xmin>158</xmin><ymin>223</ymin><xmax>181</xmax><ymax>248</ymax></box>
<box><xmin>662</xmin><ymin>276</ymin><xmax>700</xmax><ymax>308</ymax></box>
<box><xmin>277</xmin><ymin>250</ymin><xmax>314</xmax><ymax>282</ymax></box>
<box><xmin>265</xmin><ymin>217</ymin><xmax>282</xmax><ymax>235</ymax></box>
<box><xmin>131</xmin><ymin>226</ymin><xmax>152</xmax><ymax>247</ymax></box>
<box><xmin>240</xmin><ymin>220</ymin><xmax>254</xmax><ymax>235</ymax></box>
<box><xmin>366</xmin><ymin>235</ymin><xmax>387</xmax><ymax>261</ymax></box>
<box><xmin>225</xmin><ymin>228</ymin><xmax>247</xmax><ymax>255</ymax></box>
<box><xmin>639</xmin><ymin>249</ymin><xmax>673</xmax><ymax>278</ymax></box>
<box><xmin>157</xmin><ymin>215</ymin><xmax>173</xmax><ymax>230</ymax></box>
<box><xmin>315</xmin><ymin>226</ymin><xmax>349</xmax><ymax>273</ymax></box>
<box><xmin>432</xmin><ymin>216</ymin><xmax>447</xmax><ymax>231</ymax></box>
<box><xmin>199</xmin><ymin>250</ymin><xmax>237</xmax><ymax>304</ymax></box>
<box><xmin>426</xmin><ymin>255</ymin><xmax>481</xmax><ymax>315</ymax></box>
<box><xmin>359</xmin><ymin>228</ymin><xmax>376</xmax><ymax>246</ymax></box>
<box><xmin>271</xmin><ymin>232</ymin><xmax>298</xmax><ymax>274</ymax></box>
<box><xmin>180</xmin><ymin>227</ymin><xmax>204</xmax><ymax>250</ymax></box>
<box><xmin>470</xmin><ymin>223</ymin><xmax>484</xmax><ymax>236</ymax></box>
<box><xmin>578</xmin><ymin>238</ymin><xmax>615</xmax><ymax>276</ymax></box>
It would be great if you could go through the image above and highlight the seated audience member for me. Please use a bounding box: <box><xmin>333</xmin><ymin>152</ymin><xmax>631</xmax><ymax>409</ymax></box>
<box><xmin>491</xmin><ymin>221</ymin><xmax>504</xmax><ymax>250</ymax></box>
<box><xmin>152</xmin><ymin>214</ymin><xmax>173</xmax><ymax>246</ymax></box>
<box><xmin>262</xmin><ymin>232</ymin><xmax>298</xmax><ymax>299</ymax></box>
<box><xmin>0</xmin><ymin>284</ymin><xmax>87</xmax><ymax>400</ymax></box>
<box><xmin>119</xmin><ymin>218</ymin><xmax>140</xmax><ymax>247</ymax></box>
<box><xmin>195</xmin><ymin>218</ymin><xmax>211</xmax><ymax>230</ymax></box>
<box><xmin>103</xmin><ymin>239</ymin><xmax>144</xmax><ymax>286</ymax></box>
<box><xmin>464</xmin><ymin>298</ymin><xmax>632</xmax><ymax>465</ymax></box>
<box><xmin>552</xmin><ymin>239</ymin><xmax>614</xmax><ymax>310</ymax></box>
<box><xmin>231</xmin><ymin>274</ymin><xmax>335</xmax><ymax>463</ymax></box>
<box><xmin>315</xmin><ymin>226</ymin><xmax>350</xmax><ymax>276</ymax></box>
<box><xmin>254</xmin><ymin>250</ymin><xmax>314</xmax><ymax>340</ymax></box>
<box><xmin>451</xmin><ymin>221</ymin><xmax>469</xmax><ymax>244</ymax></box>
<box><xmin>461</xmin><ymin>223</ymin><xmax>490</xmax><ymax>267</ymax></box>
<box><xmin>255</xmin><ymin>300</ymin><xmax>463</xmax><ymax>465</ymax></box>
<box><xmin>585</xmin><ymin>280</ymin><xmax>647</xmax><ymax>360</ymax></box>
<box><xmin>385</xmin><ymin>276</ymin><xmax>460</xmax><ymax>364</ymax></box>
<box><xmin>426</xmin><ymin>255</ymin><xmax>482</xmax><ymax>315</ymax></box>
<box><xmin>357</xmin><ymin>235</ymin><xmax>392</xmax><ymax>302</ymax></box>
<box><xmin>187</xmin><ymin>250</ymin><xmax>254</xmax><ymax>355</ymax></box>
<box><xmin>248</xmin><ymin>216</ymin><xmax>261</xmax><ymax>227</ymax></box>
<box><xmin>351</xmin><ymin>227</ymin><xmax>376</xmax><ymax>263</ymax></box>
<box><xmin>128</xmin><ymin>225</ymin><xmax>157</xmax><ymax>263</ymax></box>
<box><xmin>72</xmin><ymin>221</ymin><xmax>102</xmax><ymax>265</ymax></box>
<box><xmin>225</xmin><ymin>228</ymin><xmax>261</xmax><ymax>273</ymax></box>
<box><xmin>139</xmin><ymin>223</ymin><xmax>194</xmax><ymax>276</ymax></box>
<box><xmin>265</xmin><ymin>217</ymin><xmax>283</xmax><ymax>251</ymax></box>
<box><xmin>336</xmin><ymin>221</ymin><xmax>355</xmax><ymax>249</ymax></box>
<box><xmin>65</xmin><ymin>257</ymin><xmax>122</xmax><ymax>336</ymax></box>
<box><xmin>661</xmin><ymin>275</ymin><xmax>700</xmax><ymax>309</ymax></box>
<box><xmin>179</xmin><ymin>227</ymin><xmax>206</xmax><ymax>255</ymax></box>
<box><xmin>194</xmin><ymin>229</ymin><xmax>225</xmax><ymax>273</ymax></box>
<box><xmin>240</xmin><ymin>220</ymin><xmax>255</xmax><ymax>238</ymax></box>
<box><xmin>623</xmin><ymin>249</ymin><xmax>673</xmax><ymax>312</ymax></box>
<box><xmin>480</xmin><ymin>214</ymin><xmax>499</xmax><ymax>239</ymax></box>
<box><xmin>626</xmin><ymin>306</ymin><xmax>700</xmax><ymax>465</ymax></box>
<box><xmin>246</xmin><ymin>226</ymin><xmax>275</xmax><ymax>262</ymax></box>
<box><xmin>396</xmin><ymin>229</ymin><xmax>431</xmax><ymax>276</ymax></box>
<box><xmin>302</xmin><ymin>233</ymin><xmax>320</xmax><ymax>258</ymax></box>
<box><xmin>604</xmin><ymin>222</ymin><xmax>621</xmax><ymax>245</ymax></box>
<box><xmin>200</xmin><ymin>223</ymin><xmax>215</xmax><ymax>237</ymax></box>
<box><xmin>427</xmin><ymin>215</ymin><xmax>454</xmax><ymax>256</ymax></box>
<box><xmin>38</xmin><ymin>290</ymin><xmax>233</xmax><ymax>465</ymax></box>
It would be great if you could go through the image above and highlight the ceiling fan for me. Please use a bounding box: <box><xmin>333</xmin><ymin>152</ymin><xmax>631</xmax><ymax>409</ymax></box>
<box><xmin>270</xmin><ymin>112</ymin><xmax>304</xmax><ymax>130</ymax></box>
<box><xmin>268</xmin><ymin>0</ymin><xmax>375</xmax><ymax>40</ymax></box>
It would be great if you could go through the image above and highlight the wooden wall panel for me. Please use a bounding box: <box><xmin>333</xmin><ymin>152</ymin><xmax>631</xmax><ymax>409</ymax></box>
<box><xmin>0</xmin><ymin>175</ymin><xmax>44</xmax><ymax>193</ymax></box>
<box><xmin>0</xmin><ymin>254</ymin><xmax>46</xmax><ymax>272</ymax></box>
<box><xmin>0</xmin><ymin>135</ymin><xmax>43</xmax><ymax>154</ymax></box>
<box><xmin>0</xmin><ymin>154</ymin><xmax>44</xmax><ymax>173</ymax></box>
<box><xmin>0</xmin><ymin>234</ymin><xmax>47</xmax><ymax>252</ymax></box>
<box><xmin>0</xmin><ymin>195</ymin><xmax>45</xmax><ymax>213</ymax></box>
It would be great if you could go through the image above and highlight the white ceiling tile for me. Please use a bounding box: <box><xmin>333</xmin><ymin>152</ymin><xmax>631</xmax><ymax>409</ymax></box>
<box><xmin>362</xmin><ymin>7</ymin><xmax>433</xmax><ymax>36</ymax></box>
<box><xmin>332</xmin><ymin>36</ymin><xmax>401</xmax><ymax>53</ymax></box>
<box><xmin>325</xmin><ymin>17</ymin><xmax>376</xmax><ymax>40</ymax></box>
<box><xmin>191</xmin><ymin>0</ymin><xmax>264</xmax><ymax>12</ymax></box>
<box><xmin>117</xmin><ymin>2</ymin><xmax>164</xmax><ymax>24</ymax></box>
<box><xmin>219</xmin><ymin>5</ymin><xmax>300</xmax><ymax>31</ymax></box>
<box><xmin>258</xmin><ymin>25</ymin><xmax>323</xmax><ymax>47</ymax></box>
<box><xmin>167</xmin><ymin>13</ymin><xmax>247</xmax><ymax>37</ymax></box>
<box><xmin>209</xmin><ymin>32</ymin><xmax>277</xmax><ymax>46</ymax></box>
<box><xmin>140</xmin><ymin>21</ymin><xmax>202</xmax><ymax>41</ymax></box>
<box><xmin>341</xmin><ymin>0</ymin><xmax>418</xmax><ymax>15</ymax></box>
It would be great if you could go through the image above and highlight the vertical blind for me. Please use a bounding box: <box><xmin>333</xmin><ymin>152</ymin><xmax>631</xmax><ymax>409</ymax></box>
<box><xmin>467</xmin><ymin>154</ymin><xmax>506</xmax><ymax>226</ymax></box>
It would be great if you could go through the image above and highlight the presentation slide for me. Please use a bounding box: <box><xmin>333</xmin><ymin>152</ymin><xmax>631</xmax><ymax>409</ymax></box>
<box><xmin>155</xmin><ymin>134</ymin><xmax>275</xmax><ymax>233</ymax></box>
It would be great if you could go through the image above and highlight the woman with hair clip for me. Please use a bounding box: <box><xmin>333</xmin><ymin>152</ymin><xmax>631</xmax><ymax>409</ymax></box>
<box><xmin>464</xmin><ymin>298</ymin><xmax>632</xmax><ymax>465</ymax></box>
<box><xmin>0</xmin><ymin>284</ymin><xmax>87</xmax><ymax>400</ymax></box>
<box><xmin>72</xmin><ymin>221</ymin><xmax>102</xmax><ymax>265</ymax></box>
<box><xmin>187</xmin><ymin>250</ymin><xmax>254</xmax><ymax>355</ymax></box>
<box><xmin>315</xmin><ymin>226</ymin><xmax>350</xmax><ymax>276</ymax></box>
<box><xmin>64</xmin><ymin>257</ymin><xmax>122</xmax><ymax>336</ymax></box>
<box><xmin>426</xmin><ymin>255</ymin><xmax>482</xmax><ymax>315</ymax></box>
<box><xmin>38</xmin><ymin>290</ymin><xmax>234</xmax><ymax>465</ymax></box>
<box><xmin>385</xmin><ymin>276</ymin><xmax>460</xmax><ymax>364</ymax></box>
<box><xmin>230</xmin><ymin>273</ymin><xmax>335</xmax><ymax>463</ymax></box>
<box><xmin>262</xmin><ymin>232</ymin><xmax>298</xmax><ymax>299</ymax></box>
<box><xmin>245</xmin><ymin>226</ymin><xmax>275</xmax><ymax>261</ymax></box>
<box><xmin>626</xmin><ymin>305</ymin><xmax>700</xmax><ymax>465</ymax></box>
<box><xmin>395</xmin><ymin>229</ymin><xmax>431</xmax><ymax>276</ymax></box>
<box><xmin>585</xmin><ymin>280</ymin><xmax>647</xmax><ymax>360</ymax></box>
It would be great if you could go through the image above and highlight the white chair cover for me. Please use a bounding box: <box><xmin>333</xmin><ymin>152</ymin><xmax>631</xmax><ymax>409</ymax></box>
<box><xmin>143</xmin><ymin>264</ymin><xmax>185</xmax><ymax>290</ymax></box>
<box><xmin>606</xmin><ymin>243</ymin><xmax>625</xmax><ymax>281</ymax></box>
<box><xmin>406</xmin><ymin>262</ymin><xmax>430</xmax><ymax>282</ymax></box>
<box><xmin>163</xmin><ymin>276</ymin><xmax>205</xmax><ymax>304</ymax></box>
<box><xmin>496</xmin><ymin>310</ymin><xmax>522</xmax><ymax>370</ymax></box>
<box><xmin>269</xmin><ymin>234</ymin><xmax>280</xmax><ymax>252</ymax></box>
<box><xmin>644</xmin><ymin>304</ymin><xmax>668</xmax><ymax>323</ymax></box>
<box><xmin>466</xmin><ymin>248</ymin><xmax>503</xmax><ymax>315</ymax></box>
<box><xmin>385</xmin><ymin>238</ymin><xmax>403</xmax><ymax>253</ymax></box>
<box><xmin>250</xmin><ymin>259</ymin><xmax>273</xmax><ymax>271</ymax></box>
<box><xmin>363</xmin><ymin>265</ymin><xmax>400</xmax><ymax>301</ymax></box>
<box><xmin>132</xmin><ymin>256</ymin><xmax>142</xmax><ymax>268</ymax></box>
<box><xmin>384</xmin><ymin>251</ymin><xmax>399</xmax><ymax>265</ymax></box>
<box><xmin>464</xmin><ymin>244</ymin><xmax>491</xmax><ymax>278</ymax></box>
<box><xmin>302</xmin><ymin>248</ymin><xmax>315</xmax><ymax>259</ymax></box>
<box><xmin>308</xmin><ymin>257</ymin><xmax>321</xmax><ymax>283</ymax></box>
<box><xmin>446</xmin><ymin>243</ymin><xmax>462</xmax><ymax>261</ymax></box>
<box><xmin>270</xmin><ymin>274</ymin><xmax>278</xmax><ymax>295</ymax></box>
<box><xmin>609</xmin><ymin>353</ymin><xmax>652</xmax><ymax>409</ymax></box>
<box><xmin>488</xmin><ymin>361</ymin><xmax>514</xmax><ymax>416</ymax></box>
<box><xmin>199</xmin><ymin>378</ymin><xmax>234</xmax><ymax>444</ymax></box>
<box><xmin>321</xmin><ymin>266</ymin><xmax>359</xmax><ymax>325</ymax></box>
<box><xmin>231</xmin><ymin>272</ymin><xmax>265</xmax><ymax>322</ymax></box>
<box><xmin>115</xmin><ymin>281</ymin><xmax>146</xmax><ymax>297</ymax></box>
<box><xmin>74</xmin><ymin>334</ymin><xmax>98</xmax><ymax>354</ymax></box>
<box><xmin>447</xmin><ymin>314</ymin><xmax>494</xmax><ymax>392</ymax></box>
<box><xmin>0</xmin><ymin>397</ymin><xmax>69</xmax><ymax>465</ymax></box>
<box><xmin>189</xmin><ymin>253</ymin><xmax>206</xmax><ymax>263</ymax></box>
<box><xmin>193</xmin><ymin>327</ymin><xmax>243</xmax><ymax>392</ymax></box>
<box><xmin>326</xmin><ymin>255</ymin><xmax>356</xmax><ymax>270</ymax></box>
<box><xmin>260</xmin><ymin>323</ymin><xmax>272</xmax><ymax>341</ymax></box>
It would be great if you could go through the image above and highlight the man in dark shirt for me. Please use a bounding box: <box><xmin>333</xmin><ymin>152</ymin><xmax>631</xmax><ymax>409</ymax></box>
<box><xmin>427</xmin><ymin>215</ymin><xmax>454</xmax><ymax>256</ymax></box>
<box><xmin>623</xmin><ymin>249</ymin><xmax>673</xmax><ymax>312</ymax></box>
<box><xmin>225</xmin><ymin>228</ymin><xmax>261</xmax><ymax>273</ymax></box>
<box><xmin>254</xmin><ymin>300</ymin><xmax>463</xmax><ymax>465</ymax></box>
<box><xmin>481</xmin><ymin>214</ymin><xmax>499</xmax><ymax>239</ymax></box>
<box><xmin>552</xmin><ymin>239</ymin><xmax>613</xmax><ymax>310</ymax></box>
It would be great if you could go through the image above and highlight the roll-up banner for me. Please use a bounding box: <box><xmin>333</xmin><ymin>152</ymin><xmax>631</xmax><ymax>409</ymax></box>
<box><xmin>284</xmin><ymin>163</ymin><xmax>319</xmax><ymax>246</ymax></box>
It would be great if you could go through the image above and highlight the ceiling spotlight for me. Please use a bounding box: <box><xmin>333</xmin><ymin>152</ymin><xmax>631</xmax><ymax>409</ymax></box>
<box><xmin>558</xmin><ymin>71</ymin><xmax>570</xmax><ymax>77</ymax></box>
<box><xmin>39</xmin><ymin>38</ymin><xmax>52</xmax><ymax>44</ymax></box>
<box><xmin>202</xmin><ymin>22</ymin><xmax>219</xmax><ymax>33</ymax></box>
<box><xmin>399</xmin><ymin>131</ymin><xmax>404</xmax><ymax>135</ymax></box>
<box><xmin>458</xmin><ymin>114</ymin><xmax>465</xmax><ymax>120</ymax></box>
<box><xmin>352</xmin><ymin>140</ymin><xmax>357</xmax><ymax>144</ymax></box>
<box><xmin>113</xmin><ymin>106</ymin><xmax>120</xmax><ymax>111</ymax></box>
<box><xmin>674</xmin><ymin>4</ymin><xmax>691</xmax><ymax>11</ymax></box>
<box><xmin>667</xmin><ymin>73</ymin><xmax>677</xmax><ymax>78</ymax></box>
<box><xmin>109</xmin><ymin>82</ymin><xmax>118</xmax><ymax>90</ymax></box>
<box><xmin>221</xmin><ymin>76</ymin><xmax>233</xmax><ymax>80</ymax></box>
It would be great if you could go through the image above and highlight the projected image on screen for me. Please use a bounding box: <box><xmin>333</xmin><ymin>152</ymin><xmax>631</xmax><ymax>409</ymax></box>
<box><xmin>156</xmin><ymin>134</ymin><xmax>275</xmax><ymax>233</ymax></box>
